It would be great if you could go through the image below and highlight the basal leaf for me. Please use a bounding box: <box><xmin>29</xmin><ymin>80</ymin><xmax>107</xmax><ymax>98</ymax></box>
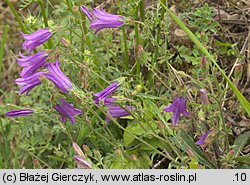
<box><xmin>233</xmin><ymin>131</ymin><xmax>250</xmax><ymax>158</ymax></box>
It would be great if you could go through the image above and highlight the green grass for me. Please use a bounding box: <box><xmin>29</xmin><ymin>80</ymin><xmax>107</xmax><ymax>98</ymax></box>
<box><xmin>1</xmin><ymin>0</ymin><xmax>249</xmax><ymax>169</ymax></box>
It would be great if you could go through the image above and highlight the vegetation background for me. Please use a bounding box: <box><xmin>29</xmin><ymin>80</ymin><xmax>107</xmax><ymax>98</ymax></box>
<box><xmin>0</xmin><ymin>0</ymin><xmax>249</xmax><ymax>169</ymax></box>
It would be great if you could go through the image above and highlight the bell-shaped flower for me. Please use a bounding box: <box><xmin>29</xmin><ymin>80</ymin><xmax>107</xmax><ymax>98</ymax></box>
<box><xmin>162</xmin><ymin>96</ymin><xmax>190</xmax><ymax>125</ymax></box>
<box><xmin>196</xmin><ymin>130</ymin><xmax>212</xmax><ymax>146</ymax></box>
<box><xmin>5</xmin><ymin>109</ymin><xmax>34</xmax><ymax>118</ymax></box>
<box><xmin>45</xmin><ymin>60</ymin><xmax>73</xmax><ymax>93</ymax></box>
<box><xmin>106</xmin><ymin>105</ymin><xmax>132</xmax><ymax>122</ymax></box>
<box><xmin>15</xmin><ymin>71</ymin><xmax>46</xmax><ymax>95</ymax></box>
<box><xmin>80</xmin><ymin>5</ymin><xmax>125</xmax><ymax>34</ymax></box>
<box><xmin>54</xmin><ymin>99</ymin><xmax>82</xmax><ymax>125</ymax></box>
<box><xmin>94</xmin><ymin>81</ymin><xmax>119</xmax><ymax>105</ymax></box>
<box><xmin>21</xmin><ymin>28</ymin><xmax>52</xmax><ymax>52</ymax></box>
<box><xmin>16</xmin><ymin>51</ymin><xmax>48</xmax><ymax>77</ymax></box>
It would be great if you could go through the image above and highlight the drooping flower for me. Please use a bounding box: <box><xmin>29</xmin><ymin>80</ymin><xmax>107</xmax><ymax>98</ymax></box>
<box><xmin>94</xmin><ymin>81</ymin><xmax>119</xmax><ymax>105</ymax></box>
<box><xmin>106</xmin><ymin>105</ymin><xmax>132</xmax><ymax>122</ymax></box>
<box><xmin>80</xmin><ymin>5</ymin><xmax>125</xmax><ymax>34</ymax></box>
<box><xmin>54</xmin><ymin>99</ymin><xmax>82</xmax><ymax>124</ymax></box>
<box><xmin>21</xmin><ymin>28</ymin><xmax>52</xmax><ymax>52</ymax></box>
<box><xmin>16</xmin><ymin>51</ymin><xmax>48</xmax><ymax>77</ymax></box>
<box><xmin>200</xmin><ymin>89</ymin><xmax>209</xmax><ymax>105</ymax></box>
<box><xmin>74</xmin><ymin>155</ymin><xmax>92</xmax><ymax>169</ymax></box>
<box><xmin>196</xmin><ymin>130</ymin><xmax>212</xmax><ymax>146</ymax></box>
<box><xmin>15</xmin><ymin>71</ymin><xmax>46</xmax><ymax>95</ymax></box>
<box><xmin>45</xmin><ymin>60</ymin><xmax>73</xmax><ymax>93</ymax></box>
<box><xmin>5</xmin><ymin>109</ymin><xmax>34</xmax><ymax>118</ymax></box>
<box><xmin>162</xmin><ymin>96</ymin><xmax>190</xmax><ymax>125</ymax></box>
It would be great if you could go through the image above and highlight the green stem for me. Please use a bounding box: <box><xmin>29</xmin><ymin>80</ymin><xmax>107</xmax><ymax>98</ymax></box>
<box><xmin>4</xmin><ymin>0</ymin><xmax>26</xmax><ymax>32</ymax></box>
<box><xmin>80</xmin><ymin>12</ymin><xmax>86</xmax><ymax>60</ymax></box>
<box><xmin>153</xmin><ymin>0</ymin><xmax>166</xmax><ymax>64</ymax></box>
<box><xmin>150</xmin><ymin>0</ymin><xmax>166</xmax><ymax>90</ymax></box>
<box><xmin>139</xmin><ymin>0</ymin><xmax>145</xmax><ymax>23</ymax></box>
<box><xmin>38</xmin><ymin>0</ymin><xmax>52</xmax><ymax>49</ymax></box>
<box><xmin>134</xmin><ymin>4</ymin><xmax>141</xmax><ymax>77</ymax></box>
<box><xmin>160</xmin><ymin>1</ymin><xmax>250</xmax><ymax>116</ymax></box>
<box><xmin>122</xmin><ymin>26</ymin><xmax>129</xmax><ymax>70</ymax></box>
<box><xmin>0</xmin><ymin>25</ymin><xmax>9</xmax><ymax>72</ymax></box>
<box><xmin>213</xmin><ymin>97</ymin><xmax>229</xmax><ymax>153</ymax></box>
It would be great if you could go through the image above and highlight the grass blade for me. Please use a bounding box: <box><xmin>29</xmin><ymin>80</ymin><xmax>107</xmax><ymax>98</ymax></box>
<box><xmin>0</xmin><ymin>25</ymin><xmax>10</xmax><ymax>72</ymax></box>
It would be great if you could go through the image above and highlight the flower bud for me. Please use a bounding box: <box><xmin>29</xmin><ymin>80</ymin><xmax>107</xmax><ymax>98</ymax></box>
<box><xmin>74</xmin><ymin>155</ymin><xmax>92</xmax><ymax>169</ymax></box>
<box><xmin>201</xmin><ymin>56</ymin><xmax>207</xmax><ymax>68</ymax></box>
<box><xmin>72</xmin><ymin>142</ymin><xmax>84</xmax><ymax>156</ymax></box>
<box><xmin>131</xmin><ymin>154</ymin><xmax>137</xmax><ymax>161</ymax></box>
<box><xmin>33</xmin><ymin>159</ymin><xmax>40</xmax><ymax>166</ymax></box>
<box><xmin>93</xmin><ymin>149</ymin><xmax>102</xmax><ymax>161</ymax></box>
<box><xmin>200</xmin><ymin>89</ymin><xmax>209</xmax><ymax>105</ymax></box>
<box><xmin>137</xmin><ymin>45</ymin><xmax>144</xmax><ymax>54</ymax></box>
<box><xmin>82</xmin><ymin>144</ymin><xmax>91</xmax><ymax>155</ymax></box>
<box><xmin>136</xmin><ymin>84</ymin><xmax>143</xmax><ymax>93</ymax></box>
<box><xmin>115</xmin><ymin>148</ymin><xmax>123</xmax><ymax>158</ymax></box>
<box><xmin>186</xmin><ymin>148</ymin><xmax>196</xmax><ymax>159</ymax></box>
<box><xmin>234</xmin><ymin>63</ymin><xmax>243</xmax><ymax>80</ymax></box>
<box><xmin>61</xmin><ymin>38</ymin><xmax>70</xmax><ymax>47</ymax></box>
<box><xmin>247</xmin><ymin>63</ymin><xmax>250</xmax><ymax>81</ymax></box>
<box><xmin>226</xmin><ymin>150</ymin><xmax>234</xmax><ymax>160</ymax></box>
<box><xmin>73</xmin><ymin>6</ymin><xmax>79</xmax><ymax>13</ymax></box>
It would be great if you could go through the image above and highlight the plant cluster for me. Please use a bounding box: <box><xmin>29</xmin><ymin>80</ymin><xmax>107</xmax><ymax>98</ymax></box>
<box><xmin>1</xmin><ymin>0</ymin><xmax>249</xmax><ymax>169</ymax></box>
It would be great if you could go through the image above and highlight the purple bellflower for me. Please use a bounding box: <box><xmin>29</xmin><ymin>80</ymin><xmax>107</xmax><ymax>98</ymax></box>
<box><xmin>45</xmin><ymin>60</ymin><xmax>73</xmax><ymax>93</ymax></box>
<box><xmin>21</xmin><ymin>28</ymin><xmax>52</xmax><ymax>52</ymax></box>
<box><xmin>54</xmin><ymin>99</ymin><xmax>82</xmax><ymax>124</ymax></box>
<box><xmin>196</xmin><ymin>130</ymin><xmax>212</xmax><ymax>146</ymax></box>
<box><xmin>15</xmin><ymin>71</ymin><xmax>46</xmax><ymax>95</ymax></box>
<box><xmin>17</xmin><ymin>51</ymin><xmax>48</xmax><ymax>77</ymax></box>
<box><xmin>106</xmin><ymin>105</ymin><xmax>132</xmax><ymax>122</ymax></box>
<box><xmin>5</xmin><ymin>109</ymin><xmax>34</xmax><ymax>118</ymax></box>
<box><xmin>94</xmin><ymin>81</ymin><xmax>119</xmax><ymax>105</ymax></box>
<box><xmin>162</xmin><ymin>96</ymin><xmax>190</xmax><ymax>125</ymax></box>
<box><xmin>80</xmin><ymin>5</ymin><xmax>125</xmax><ymax>34</ymax></box>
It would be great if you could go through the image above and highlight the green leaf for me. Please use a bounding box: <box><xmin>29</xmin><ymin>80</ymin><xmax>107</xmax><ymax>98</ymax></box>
<box><xmin>123</xmin><ymin>122</ymin><xmax>159</xmax><ymax>146</ymax></box>
<box><xmin>123</xmin><ymin>132</ymin><xmax>135</xmax><ymax>147</ymax></box>
<box><xmin>76</xmin><ymin>125</ymin><xmax>90</xmax><ymax>144</ymax></box>
<box><xmin>137</xmin><ymin>93</ymin><xmax>166</xmax><ymax>100</ymax></box>
<box><xmin>173</xmin><ymin>130</ymin><xmax>216</xmax><ymax>168</ymax></box>
<box><xmin>140</xmin><ymin>138</ymin><xmax>165</xmax><ymax>151</ymax></box>
<box><xmin>189</xmin><ymin>158</ymin><xmax>199</xmax><ymax>169</ymax></box>
<box><xmin>234</xmin><ymin>155</ymin><xmax>250</xmax><ymax>164</ymax></box>
<box><xmin>233</xmin><ymin>131</ymin><xmax>250</xmax><ymax>158</ymax></box>
<box><xmin>123</xmin><ymin>123</ymin><xmax>147</xmax><ymax>146</ymax></box>
<box><xmin>161</xmin><ymin>2</ymin><xmax>250</xmax><ymax>116</ymax></box>
<box><xmin>0</xmin><ymin>25</ymin><xmax>9</xmax><ymax>72</ymax></box>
